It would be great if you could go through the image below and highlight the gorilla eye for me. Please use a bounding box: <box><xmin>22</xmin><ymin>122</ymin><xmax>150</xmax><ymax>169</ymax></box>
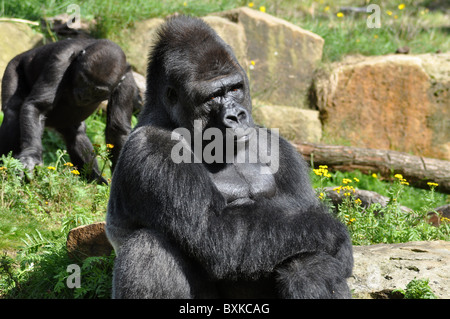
<box><xmin>166</xmin><ymin>87</ymin><xmax>178</xmax><ymax>104</ymax></box>
<box><xmin>231</xmin><ymin>84</ymin><xmax>243</xmax><ymax>92</ymax></box>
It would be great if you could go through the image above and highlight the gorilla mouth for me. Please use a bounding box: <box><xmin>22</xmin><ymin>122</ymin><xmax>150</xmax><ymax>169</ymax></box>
<box><xmin>230</xmin><ymin>127</ymin><xmax>256</xmax><ymax>144</ymax></box>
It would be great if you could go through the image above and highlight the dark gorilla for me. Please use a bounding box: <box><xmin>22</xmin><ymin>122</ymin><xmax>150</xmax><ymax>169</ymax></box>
<box><xmin>106</xmin><ymin>16</ymin><xmax>353</xmax><ymax>298</ymax></box>
<box><xmin>0</xmin><ymin>38</ymin><xmax>140</xmax><ymax>183</ymax></box>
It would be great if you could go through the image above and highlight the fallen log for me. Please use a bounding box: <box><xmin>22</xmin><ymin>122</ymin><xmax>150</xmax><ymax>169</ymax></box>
<box><xmin>294</xmin><ymin>142</ymin><xmax>450</xmax><ymax>194</ymax></box>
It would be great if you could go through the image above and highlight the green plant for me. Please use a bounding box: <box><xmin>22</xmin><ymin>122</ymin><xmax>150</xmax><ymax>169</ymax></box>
<box><xmin>312</xmin><ymin>169</ymin><xmax>449</xmax><ymax>245</ymax></box>
<box><xmin>394</xmin><ymin>278</ymin><xmax>437</xmax><ymax>299</ymax></box>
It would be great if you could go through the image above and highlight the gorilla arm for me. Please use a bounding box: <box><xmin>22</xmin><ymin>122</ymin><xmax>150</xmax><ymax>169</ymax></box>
<box><xmin>107</xmin><ymin>126</ymin><xmax>352</xmax><ymax>280</ymax></box>
<box><xmin>105</xmin><ymin>69</ymin><xmax>136</xmax><ymax>172</ymax></box>
<box><xmin>16</xmin><ymin>48</ymin><xmax>78</xmax><ymax>169</ymax></box>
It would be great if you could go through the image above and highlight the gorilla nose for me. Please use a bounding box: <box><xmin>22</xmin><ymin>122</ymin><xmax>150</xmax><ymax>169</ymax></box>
<box><xmin>222</xmin><ymin>107</ymin><xmax>249</xmax><ymax>128</ymax></box>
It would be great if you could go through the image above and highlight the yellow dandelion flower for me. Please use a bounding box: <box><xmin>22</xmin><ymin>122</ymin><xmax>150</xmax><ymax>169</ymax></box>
<box><xmin>398</xmin><ymin>3</ymin><xmax>405</xmax><ymax>10</ymax></box>
<box><xmin>427</xmin><ymin>182</ymin><xmax>439</xmax><ymax>188</ymax></box>
<box><xmin>259</xmin><ymin>6</ymin><xmax>266</xmax><ymax>13</ymax></box>
<box><xmin>394</xmin><ymin>174</ymin><xmax>403</xmax><ymax>180</ymax></box>
<box><xmin>372</xmin><ymin>173</ymin><xmax>378</xmax><ymax>179</ymax></box>
<box><xmin>374</xmin><ymin>34</ymin><xmax>379</xmax><ymax>39</ymax></box>
<box><xmin>71</xmin><ymin>170</ymin><xmax>80</xmax><ymax>175</ymax></box>
<box><xmin>336</xmin><ymin>12</ymin><xmax>344</xmax><ymax>18</ymax></box>
<box><xmin>106</xmin><ymin>144</ymin><xmax>114</xmax><ymax>149</ymax></box>
<box><xmin>319</xmin><ymin>192</ymin><xmax>325</xmax><ymax>200</ymax></box>
<box><xmin>183</xmin><ymin>2</ymin><xmax>187</xmax><ymax>6</ymax></box>
<box><xmin>324</xmin><ymin>6</ymin><xmax>330</xmax><ymax>12</ymax></box>
<box><xmin>353</xmin><ymin>177</ymin><xmax>360</xmax><ymax>182</ymax></box>
<box><xmin>248</xmin><ymin>2</ymin><xmax>254</xmax><ymax>8</ymax></box>
<box><xmin>441</xmin><ymin>217</ymin><xmax>450</xmax><ymax>223</ymax></box>
<box><xmin>342</xmin><ymin>178</ymin><xmax>352</xmax><ymax>184</ymax></box>
<box><xmin>401</xmin><ymin>181</ymin><xmax>409</xmax><ymax>186</ymax></box>
<box><xmin>354</xmin><ymin>198</ymin><xmax>362</xmax><ymax>205</ymax></box>
<box><xmin>47</xmin><ymin>166</ymin><xmax>56</xmax><ymax>170</ymax></box>
<box><xmin>386</xmin><ymin>10</ymin><xmax>393</xmax><ymax>16</ymax></box>
<box><xmin>250</xmin><ymin>60</ymin><xmax>255</xmax><ymax>66</ymax></box>
<box><xmin>64</xmin><ymin>162</ymin><xmax>74</xmax><ymax>167</ymax></box>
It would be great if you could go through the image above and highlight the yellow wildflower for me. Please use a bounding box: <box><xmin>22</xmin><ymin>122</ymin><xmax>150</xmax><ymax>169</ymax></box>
<box><xmin>398</xmin><ymin>3</ymin><xmax>405</xmax><ymax>10</ymax></box>
<box><xmin>336</xmin><ymin>12</ymin><xmax>344</xmax><ymax>18</ymax></box>
<box><xmin>324</xmin><ymin>6</ymin><xmax>330</xmax><ymax>12</ymax></box>
<box><xmin>183</xmin><ymin>2</ymin><xmax>187</xmax><ymax>6</ymax></box>
<box><xmin>248</xmin><ymin>2</ymin><xmax>254</xmax><ymax>8</ymax></box>
<box><xmin>333</xmin><ymin>186</ymin><xmax>342</xmax><ymax>194</ymax></box>
<box><xmin>259</xmin><ymin>6</ymin><xmax>266</xmax><ymax>13</ymax></box>
<box><xmin>342</xmin><ymin>178</ymin><xmax>352</xmax><ymax>184</ymax></box>
<box><xmin>314</xmin><ymin>166</ymin><xmax>331</xmax><ymax>178</ymax></box>
<box><xmin>0</xmin><ymin>166</ymin><xmax>6</xmax><ymax>171</ymax></box>
<box><xmin>441</xmin><ymin>217</ymin><xmax>450</xmax><ymax>223</ymax></box>
<box><xmin>354</xmin><ymin>198</ymin><xmax>362</xmax><ymax>205</ymax></box>
<box><xmin>394</xmin><ymin>15</ymin><xmax>398</xmax><ymax>19</ymax></box>
<box><xmin>353</xmin><ymin>177</ymin><xmax>360</xmax><ymax>183</ymax></box>
<box><xmin>401</xmin><ymin>181</ymin><xmax>409</xmax><ymax>186</ymax></box>
<box><xmin>71</xmin><ymin>170</ymin><xmax>80</xmax><ymax>175</ymax></box>
<box><xmin>374</xmin><ymin>34</ymin><xmax>379</xmax><ymax>39</ymax></box>
<box><xmin>106</xmin><ymin>144</ymin><xmax>114</xmax><ymax>149</ymax></box>
<box><xmin>427</xmin><ymin>182</ymin><xmax>438</xmax><ymax>188</ymax></box>
<box><xmin>64</xmin><ymin>162</ymin><xmax>74</xmax><ymax>167</ymax></box>
<box><xmin>250</xmin><ymin>60</ymin><xmax>255</xmax><ymax>66</ymax></box>
<box><xmin>47</xmin><ymin>166</ymin><xmax>56</xmax><ymax>170</ymax></box>
<box><xmin>386</xmin><ymin>10</ymin><xmax>393</xmax><ymax>16</ymax></box>
<box><xmin>319</xmin><ymin>192</ymin><xmax>325</xmax><ymax>200</ymax></box>
<box><xmin>394</xmin><ymin>174</ymin><xmax>403</xmax><ymax>180</ymax></box>
<box><xmin>372</xmin><ymin>173</ymin><xmax>378</xmax><ymax>179</ymax></box>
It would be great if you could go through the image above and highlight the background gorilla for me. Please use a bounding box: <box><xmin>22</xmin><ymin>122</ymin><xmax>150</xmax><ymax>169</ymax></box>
<box><xmin>106</xmin><ymin>16</ymin><xmax>353</xmax><ymax>298</ymax></box>
<box><xmin>0</xmin><ymin>39</ymin><xmax>139</xmax><ymax>183</ymax></box>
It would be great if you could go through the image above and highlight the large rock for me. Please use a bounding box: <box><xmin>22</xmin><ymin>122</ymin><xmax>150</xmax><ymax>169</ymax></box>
<box><xmin>252</xmin><ymin>104</ymin><xmax>321</xmax><ymax>142</ymax></box>
<box><xmin>122</xmin><ymin>18</ymin><xmax>164</xmax><ymax>75</ymax></box>
<box><xmin>349</xmin><ymin>241</ymin><xmax>450</xmax><ymax>299</ymax></box>
<box><xmin>0</xmin><ymin>22</ymin><xmax>43</xmax><ymax>109</ymax></box>
<box><xmin>66</xmin><ymin>221</ymin><xmax>113</xmax><ymax>260</ymax></box>
<box><xmin>217</xmin><ymin>7</ymin><xmax>324</xmax><ymax>109</ymax></box>
<box><xmin>314</xmin><ymin>53</ymin><xmax>450</xmax><ymax>160</ymax></box>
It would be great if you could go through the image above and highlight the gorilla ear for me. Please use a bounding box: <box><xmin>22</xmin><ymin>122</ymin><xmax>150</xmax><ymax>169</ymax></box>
<box><xmin>166</xmin><ymin>87</ymin><xmax>178</xmax><ymax>105</ymax></box>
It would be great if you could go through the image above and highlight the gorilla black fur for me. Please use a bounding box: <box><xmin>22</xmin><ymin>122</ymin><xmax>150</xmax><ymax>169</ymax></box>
<box><xmin>106</xmin><ymin>16</ymin><xmax>353</xmax><ymax>298</ymax></box>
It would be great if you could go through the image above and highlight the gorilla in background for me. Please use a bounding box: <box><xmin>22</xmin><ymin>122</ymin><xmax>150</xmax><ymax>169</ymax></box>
<box><xmin>106</xmin><ymin>16</ymin><xmax>353</xmax><ymax>298</ymax></box>
<box><xmin>0</xmin><ymin>39</ymin><xmax>140</xmax><ymax>183</ymax></box>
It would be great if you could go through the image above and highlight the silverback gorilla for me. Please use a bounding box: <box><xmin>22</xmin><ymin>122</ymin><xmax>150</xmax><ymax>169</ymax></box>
<box><xmin>0</xmin><ymin>39</ymin><xmax>139</xmax><ymax>183</ymax></box>
<box><xmin>106</xmin><ymin>16</ymin><xmax>353</xmax><ymax>298</ymax></box>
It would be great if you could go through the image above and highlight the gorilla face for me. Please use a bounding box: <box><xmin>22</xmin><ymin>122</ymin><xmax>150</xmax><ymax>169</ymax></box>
<box><xmin>167</xmin><ymin>73</ymin><xmax>254</xmax><ymax>143</ymax></box>
<box><xmin>72</xmin><ymin>44</ymin><xmax>128</xmax><ymax>106</ymax></box>
<box><xmin>143</xmin><ymin>16</ymin><xmax>254</xmax><ymax>143</ymax></box>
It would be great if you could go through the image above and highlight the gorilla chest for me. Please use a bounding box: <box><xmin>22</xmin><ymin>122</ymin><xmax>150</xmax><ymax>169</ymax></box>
<box><xmin>209</xmin><ymin>163</ymin><xmax>276</xmax><ymax>203</ymax></box>
<box><xmin>46</xmin><ymin>97</ymin><xmax>101</xmax><ymax>127</ymax></box>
